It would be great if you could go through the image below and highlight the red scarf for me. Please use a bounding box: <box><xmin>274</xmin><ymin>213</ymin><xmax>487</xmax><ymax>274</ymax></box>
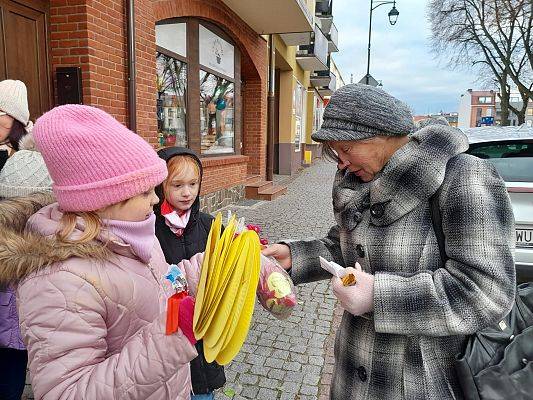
<box><xmin>160</xmin><ymin>200</ymin><xmax>190</xmax><ymax>238</ymax></box>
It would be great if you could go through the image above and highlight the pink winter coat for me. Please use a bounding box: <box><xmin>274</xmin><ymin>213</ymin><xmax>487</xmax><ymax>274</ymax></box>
<box><xmin>2</xmin><ymin>199</ymin><xmax>198</xmax><ymax>400</ymax></box>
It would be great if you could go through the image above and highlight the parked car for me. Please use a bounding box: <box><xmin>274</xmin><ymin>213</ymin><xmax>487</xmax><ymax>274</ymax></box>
<box><xmin>464</xmin><ymin>125</ymin><xmax>533</xmax><ymax>282</ymax></box>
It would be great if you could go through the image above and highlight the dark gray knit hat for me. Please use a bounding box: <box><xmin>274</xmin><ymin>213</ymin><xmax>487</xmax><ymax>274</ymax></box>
<box><xmin>312</xmin><ymin>83</ymin><xmax>415</xmax><ymax>142</ymax></box>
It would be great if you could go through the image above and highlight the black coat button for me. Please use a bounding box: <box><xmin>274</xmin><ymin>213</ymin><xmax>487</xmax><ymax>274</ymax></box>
<box><xmin>370</xmin><ymin>203</ymin><xmax>384</xmax><ymax>218</ymax></box>
<box><xmin>357</xmin><ymin>366</ymin><xmax>368</xmax><ymax>382</ymax></box>
<box><xmin>356</xmin><ymin>244</ymin><xmax>365</xmax><ymax>258</ymax></box>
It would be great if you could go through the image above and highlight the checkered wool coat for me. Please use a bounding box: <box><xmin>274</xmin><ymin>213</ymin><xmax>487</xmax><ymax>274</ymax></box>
<box><xmin>286</xmin><ymin>125</ymin><xmax>516</xmax><ymax>400</ymax></box>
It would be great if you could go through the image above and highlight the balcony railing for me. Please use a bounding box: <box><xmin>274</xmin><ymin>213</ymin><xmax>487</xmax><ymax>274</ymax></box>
<box><xmin>296</xmin><ymin>24</ymin><xmax>328</xmax><ymax>71</ymax></box>
<box><xmin>318</xmin><ymin>71</ymin><xmax>337</xmax><ymax>96</ymax></box>
<box><xmin>315</xmin><ymin>0</ymin><xmax>333</xmax><ymax>32</ymax></box>
<box><xmin>315</xmin><ymin>0</ymin><xmax>332</xmax><ymax>16</ymax></box>
<box><xmin>327</xmin><ymin>22</ymin><xmax>338</xmax><ymax>52</ymax></box>
<box><xmin>310</xmin><ymin>69</ymin><xmax>332</xmax><ymax>87</ymax></box>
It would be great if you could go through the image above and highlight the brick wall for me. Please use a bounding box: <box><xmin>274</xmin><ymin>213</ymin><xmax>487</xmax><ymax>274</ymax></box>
<box><xmin>50</xmin><ymin>0</ymin><xmax>129</xmax><ymax>125</ymax></box>
<box><xmin>200</xmin><ymin>155</ymin><xmax>250</xmax><ymax>195</ymax></box>
<box><xmin>134</xmin><ymin>0</ymin><xmax>159</xmax><ymax>146</ymax></box>
<box><xmin>49</xmin><ymin>0</ymin><xmax>266</xmax><ymax>192</ymax></box>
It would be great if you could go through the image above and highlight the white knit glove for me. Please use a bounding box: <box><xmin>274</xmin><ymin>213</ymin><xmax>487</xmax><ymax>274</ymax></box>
<box><xmin>331</xmin><ymin>263</ymin><xmax>374</xmax><ymax>316</ymax></box>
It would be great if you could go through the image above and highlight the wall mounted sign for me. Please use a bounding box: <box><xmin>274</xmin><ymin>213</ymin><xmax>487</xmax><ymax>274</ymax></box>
<box><xmin>199</xmin><ymin>24</ymin><xmax>234</xmax><ymax>78</ymax></box>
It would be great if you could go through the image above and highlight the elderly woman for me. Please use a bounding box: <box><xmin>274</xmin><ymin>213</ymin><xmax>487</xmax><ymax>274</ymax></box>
<box><xmin>264</xmin><ymin>84</ymin><xmax>515</xmax><ymax>400</ymax></box>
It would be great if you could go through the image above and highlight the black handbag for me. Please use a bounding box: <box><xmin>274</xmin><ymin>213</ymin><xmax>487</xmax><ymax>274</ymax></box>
<box><xmin>429</xmin><ymin>192</ymin><xmax>533</xmax><ymax>400</ymax></box>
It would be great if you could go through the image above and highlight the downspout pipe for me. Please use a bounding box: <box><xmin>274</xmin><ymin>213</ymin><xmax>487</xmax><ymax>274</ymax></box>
<box><xmin>126</xmin><ymin>0</ymin><xmax>137</xmax><ymax>131</ymax></box>
<box><xmin>266</xmin><ymin>34</ymin><xmax>275</xmax><ymax>182</ymax></box>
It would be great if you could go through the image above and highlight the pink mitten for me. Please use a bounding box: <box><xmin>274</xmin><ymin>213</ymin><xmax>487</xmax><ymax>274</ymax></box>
<box><xmin>177</xmin><ymin>252</ymin><xmax>204</xmax><ymax>297</ymax></box>
<box><xmin>178</xmin><ymin>296</ymin><xmax>196</xmax><ymax>345</ymax></box>
<box><xmin>331</xmin><ymin>263</ymin><xmax>374</xmax><ymax>316</ymax></box>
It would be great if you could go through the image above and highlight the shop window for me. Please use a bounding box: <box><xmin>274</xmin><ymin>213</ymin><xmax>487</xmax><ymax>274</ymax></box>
<box><xmin>155</xmin><ymin>18</ymin><xmax>240</xmax><ymax>156</ymax></box>
<box><xmin>199</xmin><ymin>70</ymin><xmax>234</xmax><ymax>154</ymax></box>
<box><xmin>156</xmin><ymin>52</ymin><xmax>187</xmax><ymax>147</ymax></box>
<box><xmin>313</xmin><ymin>94</ymin><xmax>324</xmax><ymax>136</ymax></box>
<box><xmin>293</xmin><ymin>81</ymin><xmax>306</xmax><ymax>152</ymax></box>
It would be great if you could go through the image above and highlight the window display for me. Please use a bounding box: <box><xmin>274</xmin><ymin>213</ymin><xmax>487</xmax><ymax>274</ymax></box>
<box><xmin>156</xmin><ymin>52</ymin><xmax>187</xmax><ymax>147</ymax></box>
<box><xmin>200</xmin><ymin>70</ymin><xmax>234</xmax><ymax>154</ymax></box>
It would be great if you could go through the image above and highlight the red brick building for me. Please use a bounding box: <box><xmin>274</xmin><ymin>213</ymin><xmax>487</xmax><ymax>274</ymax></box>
<box><xmin>0</xmin><ymin>0</ymin><xmax>313</xmax><ymax>211</ymax></box>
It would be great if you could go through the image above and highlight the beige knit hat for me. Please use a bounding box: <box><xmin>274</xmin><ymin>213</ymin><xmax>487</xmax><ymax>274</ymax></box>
<box><xmin>0</xmin><ymin>79</ymin><xmax>30</xmax><ymax>128</ymax></box>
<box><xmin>0</xmin><ymin>133</ymin><xmax>53</xmax><ymax>198</ymax></box>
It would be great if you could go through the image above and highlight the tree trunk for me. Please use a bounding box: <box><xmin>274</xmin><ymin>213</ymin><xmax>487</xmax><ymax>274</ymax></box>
<box><xmin>499</xmin><ymin>76</ymin><xmax>510</xmax><ymax>126</ymax></box>
<box><xmin>500</xmin><ymin>98</ymin><xmax>510</xmax><ymax>126</ymax></box>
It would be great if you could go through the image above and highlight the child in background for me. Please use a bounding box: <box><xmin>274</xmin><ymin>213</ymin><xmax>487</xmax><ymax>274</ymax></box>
<box><xmin>1</xmin><ymin>105</ymin><xmax>200</xmax><ymax>399</ymax></box>
<box><xmin>155</xmin><ymin>147</ymin><xmax>225</xmax><ymax>400</ymax></box>
<box><xmin>0</xmin><ymin>132</ymin><xmax>53</xmax><ymax>400</ymax></box>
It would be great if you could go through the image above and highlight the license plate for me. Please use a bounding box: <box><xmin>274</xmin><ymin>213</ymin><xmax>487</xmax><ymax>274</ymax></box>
<box><xmin>516</xmin><ymin>229</ymin><xmax>533</xmax><ymax>248</ymax></box>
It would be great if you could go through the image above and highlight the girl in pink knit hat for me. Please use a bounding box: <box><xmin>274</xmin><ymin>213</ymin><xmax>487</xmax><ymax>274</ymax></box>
<box><xmin>0</xmin><ymin>105</ymin><xmax>202</xmax><ymax>400</ymax></box>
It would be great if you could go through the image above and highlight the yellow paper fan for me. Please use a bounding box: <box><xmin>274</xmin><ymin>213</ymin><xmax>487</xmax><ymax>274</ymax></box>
<box><xmin>193</xmin><ymin>212</ymin><xmax>222</xmax><ymax>338</ymax></box>
<box><xmin>216</xmin><ymin>231</ymin><xmax>261</xmax><ymax>365</ymax></box>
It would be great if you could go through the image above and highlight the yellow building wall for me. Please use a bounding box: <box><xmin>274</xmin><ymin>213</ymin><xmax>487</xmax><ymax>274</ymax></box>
<box><xmin>305</xmin><ymin>90</ymin><xmax>315</xmax><ymax>143</ymax></box>
<box><xmin>278</xmin><ymin>71</ymin><xmax>294</xmax><ymax>143</ymax></box>
<box><xmin>273</xmin><ymin>35</ymin><xmax>310</xmax><ymax>145</ymax></box>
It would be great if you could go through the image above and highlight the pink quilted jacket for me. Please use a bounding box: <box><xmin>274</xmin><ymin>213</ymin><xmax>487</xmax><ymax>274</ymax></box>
<box><xmin>11</xmin><ymin>203</ymin><xmax>198</xmax><ymax>400</ymax></box>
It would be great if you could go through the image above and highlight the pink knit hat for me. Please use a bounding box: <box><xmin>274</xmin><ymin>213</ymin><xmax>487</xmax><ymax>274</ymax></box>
<box><xmin>33</xmin><ymin>105</ymin><xmax>167</xmax><ymax>212</ymax></box>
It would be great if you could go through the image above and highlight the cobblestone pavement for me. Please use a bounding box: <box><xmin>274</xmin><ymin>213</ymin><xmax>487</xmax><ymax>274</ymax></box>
<box><xmin>215</xmin><ymin>160</ymin><xmax>341</xmax><ymax>400</ymax></box>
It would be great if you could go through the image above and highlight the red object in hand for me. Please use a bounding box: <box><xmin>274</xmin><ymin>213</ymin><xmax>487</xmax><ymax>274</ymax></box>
<box><xmin>260</xmin><ymin>238</ymin><xmax>269</xmax><ymax>245</ymax></box>
<box><xmin>166</xmin><ymin>292</ymin><xmax>196</xmax><ymax>345</ymax></box>
<box><xmin>166</xmin><ymin>291</ymin><xmax>188</xmax><ymax>335</ymax></box>
<box><xmin>246</xmin><ymin>224</ymin><xmax>261</xmax><ymax>234</ymax></box>
<box><xmin>178</xmin><ymin>296</ymin><xmax>196</xmax><ymax>345</ymax></box>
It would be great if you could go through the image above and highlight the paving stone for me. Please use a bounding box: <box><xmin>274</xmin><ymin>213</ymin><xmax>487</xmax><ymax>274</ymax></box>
<box><xmin>268</xmin><ymin>368</ymin><xmax>286</xmax><ymax>381</ymax></box>
<box><xmin>309</xmin><ymin>355</ymin><xmax>323</xmax><ymax>366</ymax></box>
<box><xmin>289</xmin><ymin>353</ymin><xmax>309</xmax><ymax>364</ymax></box>
<box><xmin>230</xmin><ymin>362</ymin><xmax>250</xmax><ymax>374</ymax></box>
<box><xmin>238</xmin><ymin>386</ymin><xmax>259</xmax><ymax>399</ymax></box>
<box><xmin>303</xmin><ymin>372</ymin><xmax>321</xmax><ymax>385</ymax></box>
<box><xmin>238</xmin><ymin>373</ymin><xmax>258</xmax><ymax>385</ymax></box>
<box><xmin>245</xmin><ymin>354</ymin><xmax>265</xmax><ymax>366</ymax></box>
<box><xmin>258</xmin><ymin>377</ymin><xmax>281</xmax><ymax>389</ymax></box>
<box><xmin>285</xmin><ymin>371</ymin><xmax>305</xmax><ymax>383</ymax></box>
<box><xmin>256</xmin><ymin>387</ymin><xmax>278</xmax><ymax>400</ymax></box>
<box><xmin>283</xmin><ymin>361</ymin><xmax>302</xmax><ymax>372</ymax></box>
<box><xmin>302</xmin><ymin>364</ymin><xmax>322</xmax><ymax>376</ymax></box>
<box><xmin>300</xmin><ymin>384</ymin><xmax>319</xmax><ymax>396</ymax></box>
<box><xmin>253</xmin><ymin>366</ymin><xmax>272</xmax><ymax>377</ymax></box>
<box><xmin>265</xmin><ymin>357</ymin><xmax>285</xmax><ymax>369</ymax></box>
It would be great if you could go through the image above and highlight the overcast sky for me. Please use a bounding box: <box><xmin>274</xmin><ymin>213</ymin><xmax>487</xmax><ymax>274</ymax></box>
<box><xmin>332</xmin><ymin>0</ymin><xmax>488</xmax><ymax>115</ymax></box>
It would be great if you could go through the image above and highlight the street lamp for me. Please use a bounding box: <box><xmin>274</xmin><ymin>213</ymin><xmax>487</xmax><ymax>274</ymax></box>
<box><xmin>388</xmin><ymin>4</ymin><xmax>399</xmax><ymax>25</ymax></box>
<box><xmin>365</xmin><ymin>0</ymin><xmax>400</xmax><ymax>85</ymax></box>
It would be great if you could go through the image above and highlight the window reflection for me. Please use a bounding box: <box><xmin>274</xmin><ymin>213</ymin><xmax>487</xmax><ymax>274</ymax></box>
<box><xmin>156</xmin><ymin>52</ymin><xmax>187</xmax><ymax>147</ymax></box>
<box><xmin>199</xmin><ymin>70</ymin><xmax>234</xmax><ymax>154</ymax></box>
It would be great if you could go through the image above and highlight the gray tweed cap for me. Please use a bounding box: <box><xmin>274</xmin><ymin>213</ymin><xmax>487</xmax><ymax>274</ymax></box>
<box><xmin>312</xmin><ymin>83</ymin><xmax>415</xmax><ymax>142</ymax></box>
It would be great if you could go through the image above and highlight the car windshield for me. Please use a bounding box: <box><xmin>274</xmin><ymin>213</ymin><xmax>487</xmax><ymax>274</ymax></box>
<box><xmin>467</xmin><ymin>140</ymin><xmax>533</xmax><ymax>182</ymax></box>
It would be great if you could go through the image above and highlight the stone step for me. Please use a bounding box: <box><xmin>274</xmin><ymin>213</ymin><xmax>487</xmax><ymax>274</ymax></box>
<box><xmin>244</xmin><ymin>180</ymin><xmax>272</xmax><ymax>199</ymax></box>
<box><xmin>257</xmin><ymin>184</ymin><xmax>287</xmax><ymax>201</ymax></box>
<box><xmin>245</xmin><ymin>174</ymin><xmax>262</xmax><ymax>184</ymax></box>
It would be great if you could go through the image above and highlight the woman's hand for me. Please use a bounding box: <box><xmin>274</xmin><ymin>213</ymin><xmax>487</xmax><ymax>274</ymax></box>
<box><xmin>332</xmin><ymin>263</ymin><xmax>374</xmax><ymax>316</ymax></box>
<box><xmin>262</xmin><ymin>244</ymin><xmax>292</xmax><ymax>270</ymax></box>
